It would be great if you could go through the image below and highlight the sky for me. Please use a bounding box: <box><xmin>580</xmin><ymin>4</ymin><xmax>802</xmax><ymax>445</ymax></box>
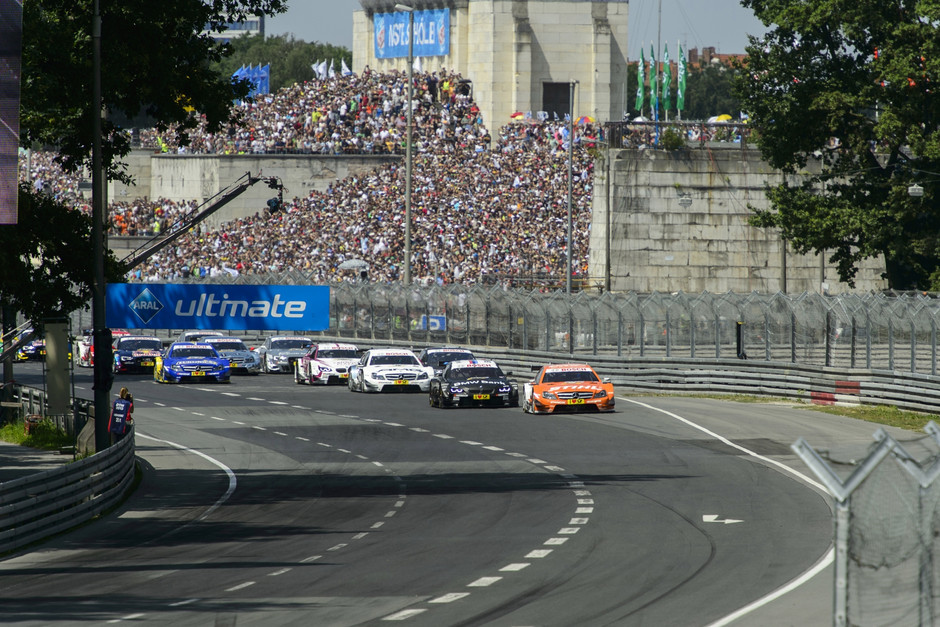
<box><xmin>264</xmin><ymin>1</ymin><xmax>771</xmax><ymax>58</ymax></box>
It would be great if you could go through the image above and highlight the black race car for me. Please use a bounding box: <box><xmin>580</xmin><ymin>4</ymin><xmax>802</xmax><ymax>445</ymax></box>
<box><xmin>429</xmin><ymin>359</ymin><xmax>519</xmax><ymax>409</ymax></box>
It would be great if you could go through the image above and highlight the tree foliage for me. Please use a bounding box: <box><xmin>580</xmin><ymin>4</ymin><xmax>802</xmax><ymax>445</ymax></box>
<box><xmin>218</xmin><ymin>33</ymin><xmax>351</xmax><ymax>92</ymax></box>
<box><xmin>20</xmin><ymin>0</ymin><xmax>287</xmax><ymax>182</ymax></box>
<box><xmin>735</xmin><ymin>0</ymin><xmax>940</xmax><ymax>289</ymax></box>
<box><xmin>0</xmin><ymin>185</ymin><xmax>122</xmax><ymax>321</ymax></box>
<box><xmin>7</xmin><ymin>1</ymin><xmax>286</xmax><ymax>324</ymax></box>
<box><xmin>684</xmin><ymin>62</ymin><xmax>742</xmax><ymax>121</ymax></box>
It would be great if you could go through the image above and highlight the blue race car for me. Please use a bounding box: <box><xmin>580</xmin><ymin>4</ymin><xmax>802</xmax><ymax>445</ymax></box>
<box><xmin>154</xmin><ymin>342</ymin><xmax>231</xmax><ymax>384</ymax></box>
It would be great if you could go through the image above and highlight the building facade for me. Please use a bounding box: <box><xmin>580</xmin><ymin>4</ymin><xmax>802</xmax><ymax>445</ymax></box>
<box><xmin>353</xmin><ymin>0</ymin><xmax>629</xmax><ymax>130</ymax></box>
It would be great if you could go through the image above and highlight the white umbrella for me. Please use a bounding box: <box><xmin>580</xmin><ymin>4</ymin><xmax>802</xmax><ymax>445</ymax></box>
<box><xmin>338</xmin><ymin>259</ymin><xmax>369</xmax><ymax>270</ymax></box>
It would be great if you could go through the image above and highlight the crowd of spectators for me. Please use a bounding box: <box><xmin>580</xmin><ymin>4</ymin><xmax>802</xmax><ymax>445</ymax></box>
<box><xmin>21</xmin><ymin>69</ymin><xmax>600</xmax><ymax>287</ymax></box>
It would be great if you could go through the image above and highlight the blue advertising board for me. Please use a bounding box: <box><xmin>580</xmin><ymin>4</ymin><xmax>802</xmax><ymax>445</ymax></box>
<box><xmin>374</xmin><ymin>9</ymin><xmax>449</xmax><ymax>59</ymax></box>
<box><xmin>106</xmin><ymin>284</ymin><xmax>330</xmax><ymax>331</ymax></box>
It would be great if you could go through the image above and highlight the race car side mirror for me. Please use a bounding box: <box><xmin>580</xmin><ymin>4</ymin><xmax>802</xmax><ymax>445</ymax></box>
<box><xmin>602</xmin><ymin>377</ymin><xmax>611</xmax><ymax>383</ymax></box>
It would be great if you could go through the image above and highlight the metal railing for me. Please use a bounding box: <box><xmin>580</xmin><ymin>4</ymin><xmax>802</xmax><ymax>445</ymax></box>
<box><xmin>73</xmin><ymin>282</ymin><xmax>940</xmax><ymax>377</ymax></box>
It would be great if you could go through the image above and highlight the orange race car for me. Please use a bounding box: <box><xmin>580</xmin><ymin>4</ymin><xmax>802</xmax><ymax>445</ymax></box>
<box><xmin>521</xmin><ymin>363</ymin><xmax>615</xmax><ymax>414</ymax></box>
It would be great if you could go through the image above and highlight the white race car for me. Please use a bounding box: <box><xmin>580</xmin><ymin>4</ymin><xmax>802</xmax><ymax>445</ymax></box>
<box><xmin>295</xmin><ymin>342</ymin><xmax>360</xmax><ymax>385</ymax></box>
<box><xmin>348</xmin><ymin>348</ymin><xmax>434</xmax><ymax>393</ymax></box>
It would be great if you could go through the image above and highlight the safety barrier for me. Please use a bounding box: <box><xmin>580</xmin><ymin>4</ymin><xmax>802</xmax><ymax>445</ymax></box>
<box><xmin>0</xmin><ymin>425</ymin><xmax>135</xmax><ymax>554</ymax></box>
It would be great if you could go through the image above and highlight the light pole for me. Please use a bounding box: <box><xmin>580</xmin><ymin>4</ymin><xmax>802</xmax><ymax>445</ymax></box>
<box><xmin>566</xmin><ymin>81</ymin><xmax>577</xmax><ymax>295</ymax></box>
<box><xmin>396</xmin><ymin>3</ymin><xmax>414</xmax><ymax>285</ymax></box>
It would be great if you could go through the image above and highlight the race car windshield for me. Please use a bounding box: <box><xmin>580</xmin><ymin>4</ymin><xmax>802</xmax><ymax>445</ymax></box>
<box><xmin>271</xmin><ymin>339</ymin><xmax>310</xmax><ymax>350</ymax></box>
<box><xmin>448</xmin><ymin>367</ymin><xmax>503</xmax><ymax>381</ymax></box>
<box><xmin>209</xmin><ymin>339</ymin><xmax>248</xmax><ymax>351</ymax></box>
<box><xmin>542</xmin><ymin>370</ymin><xmax>598</xmax><ymax>383</ymax></box>
<box><xmin>172</xmin><ymin>347</ymin><xmax>218</xmax><ymax>358</ymax></box>
<box><xmin>118</xmin><ymin>339</ymin><xmax>162</xmax><ymax>351</ymax></box>
<box><xmin>319</xmin><ymin>349</ymin><xmax>358</xmax><ymax>359</ymax></box>
<box><xmin>371</xmin><ymin>355</ymin><xmax>420</xmax><ymax>366</ymax></box>
<box><xmin>427</xmin><ymin>352</ymin><xmax>473</xmax><ymax>366</ymax></box>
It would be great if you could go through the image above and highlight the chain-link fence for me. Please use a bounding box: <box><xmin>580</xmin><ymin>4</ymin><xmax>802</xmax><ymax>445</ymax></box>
<box><xmin>796</xmin><ymin>423</ymin><xmax>940</xmax><ymax>626</ymax></box>
<box><xmin>61</xmin><ymin>277</ymin><xmax>940</xmax><ymax>375</ymax></box>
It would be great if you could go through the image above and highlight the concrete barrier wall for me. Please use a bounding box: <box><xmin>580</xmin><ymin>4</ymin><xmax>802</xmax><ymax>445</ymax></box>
<box><xmin>588</xmin><ymin>145</ymin><xmax>888</xmax><ymax>294</ymax></box>
<box><xmin>110</xmin><ymin>151</ymin><xmax>400</xmax><ymax>230</ymax></box>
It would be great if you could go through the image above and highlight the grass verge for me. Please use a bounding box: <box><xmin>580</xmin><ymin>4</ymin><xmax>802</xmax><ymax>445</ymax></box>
<box><xmin>0</xmin><ymin>419</ymin><xmax>74</xmax><ymax>450</ymax></box>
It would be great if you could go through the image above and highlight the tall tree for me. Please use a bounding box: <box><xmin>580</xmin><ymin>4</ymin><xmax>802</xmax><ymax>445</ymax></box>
<box><xmin>20</xmin><ymin>0</ymin><xmax>287</xmax><ymax>183</ymax></box>
<box><xmin>735</xmin><ymin>0</ymin><xmax>940</xmax><ymax>289</ymax></box>
<box><xmin>220</xmin><ymin>33</ymin><xmax>352</xmax><ymax>92</ymax></box>
<box><xmin>5</xmin><ymin>0</ymin><xmax>287</xmax><ymax>322</ymax></box>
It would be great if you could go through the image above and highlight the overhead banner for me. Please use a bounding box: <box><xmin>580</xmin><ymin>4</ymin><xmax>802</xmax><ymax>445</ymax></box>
<box><xmin>106</xmin><ymin>284</ymin><xmax>330</xmax><ymax>332</ymax></box>
<box><xmin>374</xmin><ymin>9</ymin><xmax>449</xmax><ymax>59</ymax></box>
<box><xmin>0</xmin><ymin>0</ymin><xmax>23</xmax><ymax>225</ymax></box>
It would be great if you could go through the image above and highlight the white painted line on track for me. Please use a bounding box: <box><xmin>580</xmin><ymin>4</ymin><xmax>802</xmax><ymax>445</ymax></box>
<box><xmin>468</xmin><ymin>577</ymin><xmax>502</xmax><ymax>587</ymax></box>
<box><xmin>169</xmin><ymin>599</ymin><xmax>198</xmax><ymax>607</ymax></box>
<box><xmin>373</xmin><ymin>461</ymin><xmax>384</xmax><ymax>467</ymax></box>
<box><xmin>268</xmin><ymin>401</ymin><xmax>288</xmax><ymax>405</ymax></box>
<box><xmin>337</xmin><ymin>448</ymin><xmax>351</xmax><ymax>453</ymax></box>
<box><xmin>251</xmin><ymin>425</ymin><xmax>266</xmax><ymax>431</ymax></box>
<box><xmin>221</xmin><ymin>392</ymin><xmax>240</xmax><ymax>397</ymax></box>
<box><xmin>433</xmin><ymin>433</ymin><xmax>454</xmax><ymax>439</ymax></box>
<box><xmin>545</xmin><ymin>466</ymin><xmax>566</xmax><ymax>472</ymax></box>
<box><xmin>225</xmin><ymin>581</ymin><xmax>255</xmax><ymax>592</ymax></box>
<box><xmin>483</xmin><ymin>445</ymin><xmax>504</xmax><ymax>451</ymax></box>
<box><xmin>196</xmin><ymin>388</ymin><xmax>214</xmax><ymax>392</ymax></box>
<box><xmin>385</xmin><ymin>511</ymin><xmax>397</xmax><ymax>518</ymax></box>
<box><xmin>273</xmin><ymin>432</ymin><xmax>287</xmax><ymax>436</ymax></box>
<box><xmin>108</xmin><ymin>613</ymin><xmax>145</xmax><ymax>623</ymax></box>
<box><xmin>558</xmin><ymin>528</ymin><xmax>580</xmax><ymax>535</ymax></box>
<box><xmin>191</xmin><ymin>412</ymin><xmax>204</xmax><ymax>416</ymax></box>
<box><xmin>371</xmin><ymin>522</ymin><xmax>385</xmax><ymax>529</ymax></box>
<box><xmin>569</xmin><ymin>518</ymin><xmax>589</xmax><ymax>525</ymax></box>
<box><xmin>317</xmin><ymin>442</ymin><xmax>332</xmax><ymax>447</ymax></box>
<box><xmin>620</xmin><ymin>397</ymin><xmax>835</xmax><ymax>626</ymax></box>
<box><xmin>291</xmin><ymin>405</ymin><xmax>308</xmax><ymax>409</ymax></box>
<box><xmin>545</xmin><ymin>537</ymin><xmax>569</xmax><ymax>545</ymax></box>
<box><xmin>429</xmin><ymin>593</ymin><xmax>470</xmax><ymax>603</ymax></box>
<box><xmin>173</xmin><ymin>407</ymin><xmax>185</xmax><ymax>412</ymax></box>
<box><xmin>383</xmin><ymin>609</ymin><xmax>427</xmax><ymax>620</ymax></box>
<box><xmin>211</xmin><ymin>417</ymin><xmax>225</xmax><ymax>421</ymax></box>
<box><xmin>328</xmin><ymin>544</ymin><xmax>348</xmax><ymax>551</ymax></box>
<box><xmin>356</xmin><ymin>454</ymin><xmax>368</xmax><ymax>459</ymax></box>
<box><xmin>247</xmin><ymin>397</ymin><xmax>265</xmax><ymax>401</ymax></box>
<box><xmin>296</xmin><ymin>436</ymin><xmax>309</xmax><ymax>441</ymax></box>
<box><xmin>136</xmin><ymin>433</ymin><xmax>236</xmax><ymax>524</ymax></box>
<box><xmin>300</xmin><ymin>555</ymin><xmax>322</xmax><ymax>563</ymax></box>
<box><xmin>577</xmin><ymin>499</ymin><xmax>594</xmax><ymax>505</ymax></box>
<box><xmin>384</xmin><ymin>422</ymin><xmax>404</xmax><ymax>427</ymax></box>
<box><xmin>526</xmin><ymin>458</ymin><xmax>547</xmax><ymax>464</ymax></box>
<box><xmin>525</xmin><ymin>549</ymin><xmax>553</xmax><ymax>558</ymax></box>
<box><xmin>153</xmin><ymin>402</ymin><xmax>165</xmax><ymax>406</ymax></box>
<box><xmin>232</xmin><ymin>421</ymin><xmax>245</xmax><ymax>425</ymax></box>
<box><xmin>339</xmin><ymin>414</ymin><xmax>358</xmax><ymax>418</ymax></box>
<box><xmin>410</xmin><ymin>427</ymin><xmax>430</xmax><ymax>432</ymax></box>
<box><xmin>505</xmin><ymin>452</ymin><xmax>527</xmax><ymax>457</ymax></box>
<box><xmin>268</xmin><ymin>568</ymin><xmax>292</xmax><ymax>576</ymax></box>
<box><xmin>575</xmin><ymin>507</ymin><xmax>594</xmax><ymax>514</ymax></box>
<box><xmin>460</xmin><ymin>440</ymin><xmax>482</xmax><ymax>446</ymax></box>
<box><xmin>500</xmin><ymin>563</ymin><xmax>530</xmax><ymax>572</ymax></box>
<box><xmin>352</xmin><ymin>533</ymin><xmax>369</xmax><ymax>540</ymax></box>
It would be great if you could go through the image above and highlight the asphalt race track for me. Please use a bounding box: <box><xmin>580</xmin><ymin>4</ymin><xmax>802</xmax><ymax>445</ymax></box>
<box><xmin>2</xmin><ymin>362</ymin><xmax>895</xmax><ymax>626</ymax></box>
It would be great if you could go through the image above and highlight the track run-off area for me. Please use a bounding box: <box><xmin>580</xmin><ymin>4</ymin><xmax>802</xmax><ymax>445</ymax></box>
<box><xmin>2</xmin><ymin>363</ymin><xmax>897</xmax><ymax>626</ymax></box>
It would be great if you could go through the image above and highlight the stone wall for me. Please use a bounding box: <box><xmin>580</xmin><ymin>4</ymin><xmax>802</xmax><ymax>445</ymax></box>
<box><xmin>588</xmin><ymin>145</ymin><xmax>888</xmax><ymax>294</ymax></box>
<box><xmin>111</xmin><ymin>151</ymin><xmax>400</xmax><ymax>231</ymax></box>
<box><xmin>353</xmin><ymin>0</ymin><xmax>629</xmax><ymax>132</ymax></box>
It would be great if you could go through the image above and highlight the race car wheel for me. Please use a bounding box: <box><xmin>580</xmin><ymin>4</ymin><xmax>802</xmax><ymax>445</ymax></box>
<box><xmin>429</xmin><ymin>391</ymin><xmax>436</xmax><ymax>407</ymax></box>
<box><xmin>522</xmin><ymin>396</ymin><xmax>532</xmax><ymax>413</ymax></box>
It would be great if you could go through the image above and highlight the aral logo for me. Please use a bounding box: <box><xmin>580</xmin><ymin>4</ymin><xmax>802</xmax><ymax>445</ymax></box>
<box><xmin>129</xmin><ymin>288</ymin><xmax>164</xmax><ymax>325</ymax></box>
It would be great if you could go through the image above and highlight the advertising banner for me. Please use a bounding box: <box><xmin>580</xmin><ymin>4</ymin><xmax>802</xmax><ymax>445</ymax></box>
<box><xmin>0</xmin><ymin>0</ymin><xmax>23</xmax><ymax>224</ymax></box>
<box><xmin>374</xmin><ymin>9</ymin><xmax>449</xmax><ymax>60</ymax></box>
<box><xmin>106</xmin><ymin>284</ymin><xmax>330</xmax><ymax>331</ymax></box>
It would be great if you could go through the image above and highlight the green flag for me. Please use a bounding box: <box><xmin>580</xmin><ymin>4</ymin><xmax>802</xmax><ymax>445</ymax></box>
<box><xmin>677</xmin><ymin>43</ymin><xmax>687</xmax><ymax>111</ymax></box>
<box><xmin>662</xmin><ymin>43</ymin><xmax>672</xmax><ymax>112</ymax></box>
<box><xmin>635</xmin><ymin>49</ymin><xmax>645</xmax><ymax>113</ymax></box>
